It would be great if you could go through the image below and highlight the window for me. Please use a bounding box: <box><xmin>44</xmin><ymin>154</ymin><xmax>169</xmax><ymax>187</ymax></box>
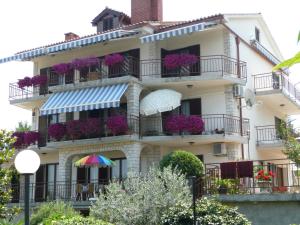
<box><xmin>48</xmin><ymin>114</ymin><xmax>59</xmax><ymax>125</ymax></box>
<box><xmin>103</xmin><ymin>17</ymin><xmax>114</xmax><ymax>31</ymax></box>
<box><xmin>255</xmin><ymin>27</ymin><xmax>260</xmax><ymax>42</ymax></box>
<box><xmin>66</xmin><ymin>112</ymin><xmax>74</xmax><ymax>122</ymax></box>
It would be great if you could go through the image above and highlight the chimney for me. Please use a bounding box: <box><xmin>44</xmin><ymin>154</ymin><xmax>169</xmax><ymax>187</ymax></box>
<box><xmin>64</xmin><ymin>32</ymin><xmax>79</xmax><ymax>41</ymax></box>
<box><xmin>131</xmin><ymin>0</ymin><xmax>163</xmax><ymax>24</ymax></box>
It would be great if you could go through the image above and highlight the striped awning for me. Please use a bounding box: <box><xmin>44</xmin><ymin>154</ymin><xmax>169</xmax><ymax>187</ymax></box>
<box><xmin>0</xmin><ymin>30</ymin><xmax>137</xmax><ymax>64</ymax></box>
<box><xmin>140</xmin><ymin>22</ymin><xmax>217</xmax><ymax>44</ymax></box>
<box><xmin>40</xmin><ymin>83</ymin><xmax>128</xmax><ymax>115</ymax></box>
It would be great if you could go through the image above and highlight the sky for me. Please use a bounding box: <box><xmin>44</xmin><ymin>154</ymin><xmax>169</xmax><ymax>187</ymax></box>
<box><xmin>0</xmin><ymin>0</ymin><xmax>300</xmax><ymax>130</ymax></box>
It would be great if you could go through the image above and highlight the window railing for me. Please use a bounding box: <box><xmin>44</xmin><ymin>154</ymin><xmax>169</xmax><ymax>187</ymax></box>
<box><xmin>140</xmin><ymin>114</ymin><xmax>249</xmax><ymax>137</ymax></box>
<box><xmin>253</xmin><ymin>72</ymin><xmax>300</xmax><ymax>102</ymax></box>
<box><xmin>204</xmin><ymin>159</ymin><xmax>300</xmax><ymax>195</ymax></box>
<box><xmin>141</xmin><ymin>55</ymin><xmax>247</xmax><ymax>80</ymax></box>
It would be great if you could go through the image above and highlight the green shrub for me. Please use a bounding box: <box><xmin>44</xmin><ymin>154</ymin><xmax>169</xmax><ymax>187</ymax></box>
<box><xmin>162</xmin><ymin>197</ymin><xmax>251</xmax><ymax>225</ymax></box>
<box><xmin>160</xmin><ymin>150</ymin><xmax>204</xmax><ymax>177</ymax></box>
<box><xmin>91</xmin><ymin>167</ymin><xmax>192</xmax><ymax>225</ymax></box>
<box><xmin>30</xmin><ymin>201</ymin><xmax>79</xmax><ymax>225</ymax></box>
<box><xmin>51</xmin><ymin>215</ymin><xmax>113</xmax><ymax>225</ymax></box>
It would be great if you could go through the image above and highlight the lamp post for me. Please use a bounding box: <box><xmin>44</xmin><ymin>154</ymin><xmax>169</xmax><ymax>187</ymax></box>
<box><xmin>14</xmin><ymin>150</ymin><xmax>40</xmax><ymax>225</ymax></box>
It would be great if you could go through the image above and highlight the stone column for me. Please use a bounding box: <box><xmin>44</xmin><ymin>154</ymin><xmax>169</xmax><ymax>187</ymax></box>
<box><xmin>124</xmin><ymin>142</ymin><xmax>143</xmax><ymax>174</ymax></box>
<box><xmin>125</xmin><ymin>82</ymin><xmax>143</xmax><ymax>134</ymax></box>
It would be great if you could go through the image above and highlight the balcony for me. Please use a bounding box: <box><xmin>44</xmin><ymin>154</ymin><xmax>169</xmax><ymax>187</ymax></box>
<box><xmin>141</xmin><ymin>55</ymin><xmax>247</xmax><ymax>87</ymax></box>
<box><xmin>140</xmin><ymin>114</ymin><xmax>249</xmax><ymax>146</ymax></box>
<box><xmin>253</xmin><ymin>72</ymin><xmax>300</xmax><ymax>114</ymax></box>
<box><xmin>204</xmin><ymin>158</ymin><xmax>299</xmax><ymax>195</ymax></box>
<box><xmin>256</xmin><ymin>125</ymin><xmax>283</xmax><ymax>149</ymax></box>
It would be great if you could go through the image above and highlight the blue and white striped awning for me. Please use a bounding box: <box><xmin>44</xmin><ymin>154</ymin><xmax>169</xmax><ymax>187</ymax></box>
<box><xmin>40</xmin><ymin>83</ymin><xmax>128</xmax><ymax>115</ymax></box>
<box><xmin>0</xmin><ymin>30</ymin><xmax>137</xmax><ymax>64</ymax></box>
<box><xmin>140</xmin><ymin>22</ymin><xmax>216</xmax><ymax>44</ymax></box>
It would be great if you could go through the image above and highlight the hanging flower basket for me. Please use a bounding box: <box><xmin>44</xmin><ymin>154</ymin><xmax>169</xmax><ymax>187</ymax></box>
<box><xmin>18</xmin><ymin>77</ymin><xmax>32</xmax><ymax>89</ymax></box>
<box><xmin>104</xmin><ymin>54</ymin><xmax>124</xmax><ymax>66</ymax></box>
<box><xmin>164</xmin><ymin>53</ymin><xmax>198</xmax><ymax>69</ymax></box>
<box><xmin>31</xmin><ymin>74</ymin><xmax>48</xmax><ymax>86</ymax></box>
<box><xmin>52</xmin><ymin>63</ymin><xmax>72</xmax><ymax>75</ymax></box>
<box><xmin>106</xmin><ymin>115</ymin><xmax>128</xmax><ymax>135</ymax></box>
<box><xmin>48</xmin><ymin>123</ymin><xmax>66</xmax><ymax>141</ymax></box>
<box><xmin>71</xmin><ymin>56</ymin><xmax>99</xmax><ymax>70</ymax></box>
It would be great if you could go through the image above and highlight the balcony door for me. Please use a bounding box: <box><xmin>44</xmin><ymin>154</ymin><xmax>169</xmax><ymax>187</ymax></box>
<box><xmin>39</xmin><ymin>68</ymin><xmax>49</xmax><ymax>95</ymax></box>
<box><xmin>35</xmin><ymin>164</ymin><xmax>58</xmax><ymax>202</ymax></box>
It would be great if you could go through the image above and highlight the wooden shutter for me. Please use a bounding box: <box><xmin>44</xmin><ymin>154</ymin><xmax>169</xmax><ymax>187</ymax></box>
<box><xmin>35</xmin><ymin>165</ymin><xmax>46</xmax><ymax>202</ymax></box>
<box><xmin>189</xmin><ymin>98</ymin><xmax>202</xmax><ymax>115</ymax></box>
<box><xmin>38</xmin><ymin>116</ymin><xmax>48</xmax><ymax>147</ymax></box>
<box><xmin>39</xmin><ymin>68</ymin><xmax>49</xmax><ymax>95</ymax></box>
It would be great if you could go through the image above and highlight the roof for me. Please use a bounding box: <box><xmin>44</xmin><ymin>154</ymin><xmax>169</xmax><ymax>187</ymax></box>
<box><xmin>91</xmin><ymin>7</ymin><xmax>131</xmax><ymax>26</ymax></box>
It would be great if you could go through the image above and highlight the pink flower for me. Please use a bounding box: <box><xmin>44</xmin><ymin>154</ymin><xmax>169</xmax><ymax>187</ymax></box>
<box><xmin>104</xmin><ymin>54</ymin><xmax>124</xmax><ymax>66</ymax></box>
<box><xmin>80</xmin><ymin>118</ymin><xmax>101</xmax><ymax>137</ymax></box>
<box><xmin>71</xmin><ymin>57</ymin><xmax>99</xmax><ymax>70</ymax></box>
<box><xmin>66</xmin><ymin>120</ymin><xmax>82</xmax><ymax>140</ymax></box>
<box><xmin>185</xmin><ymin>115</ymin><xmax>204</xmax><ymax>134</ymax></box>
<box><xmin>31</xmin><ymin>74</ymin><xmax>47</xmax><ymax>86</ymax></box>
<box><xmin>164</xmin><ymin>53</ymin><xmax>198</xmax><ymax>69</ymax></box>
<box><xmin>52</xmin><ymin>63</ymin><xmax>72</xmax><ymax>75</ymax></box>
<box><xmin>106</xmin><ymin>115</ymin><xmax>128</xmax><ymax>135</ymax></box>
<box><xmin>18</xmin><ymin>77</ymin><xmax>32</xmax><ymax>89</ymax></box>
<box><xmin>24</xmin><ymin>131</ymin><xmax>40</xmax><ymax>145</ymax></box>
<box><xmin>48</xmin><ymin>123</ymin><xmax>66</xmax><ymax>141</ymax></box>
<box><xmin>165</xmin><ymin>115</ymin><xmax>187</xmax><ymax>133</ymax></box>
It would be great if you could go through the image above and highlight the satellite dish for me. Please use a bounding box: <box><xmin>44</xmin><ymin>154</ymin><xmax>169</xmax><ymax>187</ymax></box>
<box><xmin>244</xmin><ymin>89</ymin><xmax>256</xmax><ymax>108</ymax></box>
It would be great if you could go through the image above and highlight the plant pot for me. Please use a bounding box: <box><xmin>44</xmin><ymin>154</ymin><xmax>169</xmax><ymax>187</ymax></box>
<box><xmin>257</xmin><ymin>181</ymin><xmax>272</xmax><ymax>193</ymax></box>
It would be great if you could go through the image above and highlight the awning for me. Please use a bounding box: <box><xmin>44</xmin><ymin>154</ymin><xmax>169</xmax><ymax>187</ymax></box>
<box><xmin>40</xmin><ymin>83</ymin><xmax>128</xmax><ymax>115</ymax></box>
<box><xmin>140</xmin><ymin>22</ymin><xmax>217</xmax><ymax>44</ymax></box>
<box><xmin>140</xmin><ymin>89</ymin><xmax>182</xmax><ymax>116</ymax></box>
<box><xmin>0</xmin><ymin>30</ymin><xmax>138</xmax><ymax>64</ymax></box>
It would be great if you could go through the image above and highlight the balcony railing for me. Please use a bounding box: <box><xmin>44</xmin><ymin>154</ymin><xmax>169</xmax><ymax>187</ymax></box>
<box><xmin>256</xmin><ymin>125</ymin><xmax>283</xmax><ymax>144</ymax></box>
<box><xmin>45</xmin><ymin>115</ymin><xmax>139</xmax><ymax>145</ymax></box>
<box><xmin>48</xmin><ymin>56</ymin><xmax>140</xmax><ymax>87</ymax></box>
<box><xmin>141</xmin><ymin>114</ymin><xmax>249</xmax><ymax>137</ymax></box>
<box><xmin>250</xmin><ymin>39</ymin><xmax>281</xmax><ymax>65</ymax></box>
<box><xmin>141</xmin><ymin>55</ymin><xmax>247</xmax><ymax>80</ymax></box>
<box><xmin>204</xmin><ymin>159</ymin><xmax>300</xmax><ymax>194</ymax></box>
<box><xmin>253</xmin><ymin>72</ymin><xmax>300</xmax><ymax>102</ymax></box>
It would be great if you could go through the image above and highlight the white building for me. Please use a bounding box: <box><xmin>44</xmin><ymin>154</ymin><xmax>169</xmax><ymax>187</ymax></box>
<box><xmin>3</xmin><ymin>0</ymin><xmax>300</xmax><ymax>205</ymax></box>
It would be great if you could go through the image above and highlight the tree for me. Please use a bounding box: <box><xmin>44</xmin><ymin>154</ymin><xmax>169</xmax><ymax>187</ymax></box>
<box><xmin>15</xmin><ymin>121</ymin><xmax>31</xmax><ymax>132</ymax></box>
<box><xmin>160</xmin><ymin>150</ymin><xmax>204</xmax><ymax>177</ymax></box>
<box><xmin>273</xmin><ymin>31</ymin><xmax>300</xmax><ymax>71</ymax></box>
<box><xmin>0</xmin><ymin>130</ymin><xmax>16</xmax><ymax>219</ymax></box>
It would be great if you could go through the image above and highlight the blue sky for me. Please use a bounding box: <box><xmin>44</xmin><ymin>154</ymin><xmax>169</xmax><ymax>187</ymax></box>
<box><xmin>0</xmin><ymin>0</ymin><xmax>299</xmax><ymax>130</ymax></box>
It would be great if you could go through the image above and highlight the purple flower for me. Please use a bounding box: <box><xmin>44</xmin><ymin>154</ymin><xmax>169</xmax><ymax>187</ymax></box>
<box><xmin>164</xmin><ymin>53</ymin><xmax>198</xmax><ymax>69</ymax></box>
<box><xmin>12</xmin><ymin>132</ymin><xmax>26</xmax><ymax>149</ymax></box>
<box><xmin>66</xmin><ymin>120</ymin><xmax>82</xmax><ymax>140</ymax></box>
<box><xmin>48</xmin><ymin>123</ymin><xmax>66</xmax><ymax>141</ymax></box>
<box><xmin>17</xmin><ymin>77</ymin><xmax>32</xmax><ymax>89</ymax></box>
<box><xmin>80</xmin><ymin>118</ymin><xmax>101</xmax><ymax>137</ymax></box>
<box><xmin>31</xmin><ymin>74</ymin><xmax>47</xmax><ymax>86</ymax></box>
<box><xmin>106</xmin><ymin>115</ymin><xmax>128</xmax><ymax>135</ymax></box>
<box><xmin>71</xmin><ymin>56</ymin><xmax>99</xmax><ymax>70</ymax></box>
<box><xmin>165</xmin><ymin>115</ymin><xmax>187</xmax><ymax>133</ymax></box>
<box><xmin>104</xmin><ymin>54</ymin><xmax>124</xmax><ymax>66</ymax></box>
<box><xmin>52</xmin><ymin>63</ymin><xmax>72</xmax><ymax>75</ymax></box>
<box><xmin>24</xmin><ymin>131</ymin><xmax>40</xmax><ymax>145</ymax></box>
<box><xmin>185</xmin><ymin>115</ymin><xmax>204</xmax><ymax>134</ymax></box>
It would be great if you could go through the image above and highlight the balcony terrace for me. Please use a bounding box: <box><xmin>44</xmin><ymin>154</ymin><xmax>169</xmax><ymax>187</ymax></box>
<box><xmin>256</xmin><ymin>125</ymin><xmax>283</xmax><ymax>150</ymax></box>
<box><xmin>253</xmin><ymin>72</ymin><xmax>300</xmax><ymax>114</ymax></box>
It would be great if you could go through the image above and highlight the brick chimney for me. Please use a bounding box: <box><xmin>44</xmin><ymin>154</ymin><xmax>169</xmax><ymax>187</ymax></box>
<box><xmin>64</xmin><ymin>32</ymin><xmax>79</xmax><ymax>41</ymax></box>
<box><xmin>131</xmin><ymin>0</ymin><xmax>163</xmax><ymax>24</ymax></box>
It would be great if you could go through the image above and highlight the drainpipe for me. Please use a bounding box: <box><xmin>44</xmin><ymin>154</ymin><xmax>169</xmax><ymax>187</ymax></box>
<box><xmin>235</xmin><ymin>36</ymin><xmax>245</xmax><ymax>159</ymax></box>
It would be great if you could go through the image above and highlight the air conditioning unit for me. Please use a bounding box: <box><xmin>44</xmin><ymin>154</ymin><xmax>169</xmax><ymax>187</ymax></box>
<box><xmin>233</xmin><ymin>85</ymin><xmax>244</xmax><ymax>98</ymax></box>
<box><xmin>213</xmin><ymin>143</ymin><xmax>227</xmax><ymax>156</ymax></box>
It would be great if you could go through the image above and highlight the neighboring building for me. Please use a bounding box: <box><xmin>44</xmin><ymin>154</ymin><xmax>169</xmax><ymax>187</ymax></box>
<box><xmin>3</xmin><ymin>0</ymin><xmax>300</xmax><ymax>208</ymax></box>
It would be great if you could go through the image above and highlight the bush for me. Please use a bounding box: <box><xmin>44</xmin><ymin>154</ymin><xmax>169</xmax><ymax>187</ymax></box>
<box><xmin>90</xmin><ymin>167</ymin><xmax>192</xmax><ymax>225</ymax></box>
<box><xmin>30</xmin><ymin>201</ymin><xmax>79</xmax><ymax>225</ymax></box>
<box><xmin>50</xmin><ymin>215</ymin><xmax>113</xmax><ymax>225</ymax></box>
<box><xmin>160</xmin><ymin>150</ymin><xmax>204</xmax><ymax>177</ymax></box>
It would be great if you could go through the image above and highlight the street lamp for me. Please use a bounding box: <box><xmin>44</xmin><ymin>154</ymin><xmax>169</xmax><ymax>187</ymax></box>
<box><xmin>14</xmin><ymin>150</ymin><xmax>40</xmax><ymax>225</ymax></box>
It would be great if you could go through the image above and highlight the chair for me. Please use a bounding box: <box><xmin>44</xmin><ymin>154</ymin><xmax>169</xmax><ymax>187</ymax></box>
<box><xmin>75</xmin><ymin>184</ymin><xmax>83</xmax><ymax>201</ymax></box>
<box><xmin>88</xmin><ymin>183</ymin><xmax>95</xmax><ymax>198</ymax></box>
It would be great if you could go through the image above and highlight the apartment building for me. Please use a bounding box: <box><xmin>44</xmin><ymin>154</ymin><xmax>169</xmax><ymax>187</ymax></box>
<box><xmin>2</xmin><ymin>0</ymin><xmax>300</xmax><ymax>205</ymax></box>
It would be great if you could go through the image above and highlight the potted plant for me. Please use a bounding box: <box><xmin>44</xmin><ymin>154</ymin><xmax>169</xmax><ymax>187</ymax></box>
<box><xmin>255</xmin><ymin>167</ymin><xmax>275</xmax><ymax>192</ymax></box>
<box><xmin>31</xmin><ymin>74</ymin><xmax>48</xmax><ymax>87</ymax></box>
<box><xmin>71</xmin><ymin>56</ymin><xmax>100</xmax><ymax>81</ymax></box>
<box><xmin>12</xmin><ymin>132</ymin><xmax>26</xmax><ymax>149</ymax></box>
<box><xmin>24</xmin><ymin>131</ymin><xmax>40</xmax><ymax>146</ymax></box>
<box><xmin>80</xmin><ymin>118</ymin><xmax>101</xmax><ymax>138</ymax></box>
<box><xmin>164</xmin><ymin>115</ymin><xmax>187</xmax><ymax>134</ymax></box>
<box><xmin>104</xmin><ymin>53</ymin><xmax>124</xmax><ymax>66</ymax></box>
<box><xmin>17</xmin><ymin>77</ymin><xmax>32</xmax><ymax>89</ymax></box>
<box><xmin>164</xmin><ymin>53</ymin><xmax>198</xmax><ymax>70</ymax></box>
<box><xmin>66</xmin><ymin>120</ymin><xmax>82</xmax><ymax>140</ymax></box>
<box><xmin>185</xmin><ymin>115</ymin><xmax>205</xmax><ymax>134</ymax></box>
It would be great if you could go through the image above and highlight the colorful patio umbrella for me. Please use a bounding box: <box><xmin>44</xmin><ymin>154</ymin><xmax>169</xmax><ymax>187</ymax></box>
<box><xmin>74</xmin><ymin>154</ymin><xmax>114</xmax><ymax>167</ymax></box>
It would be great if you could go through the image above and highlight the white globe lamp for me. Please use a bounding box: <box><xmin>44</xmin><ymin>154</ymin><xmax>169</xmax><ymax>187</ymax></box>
<box><xmin>14</xmin><ymin>149</ymin><xmax>40</xmax><ymax>174</ymax></box>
